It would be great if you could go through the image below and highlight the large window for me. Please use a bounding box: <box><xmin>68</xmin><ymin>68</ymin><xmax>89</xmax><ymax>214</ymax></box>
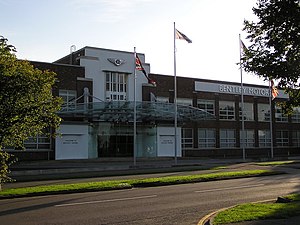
<box><xmin>239</xmin><ymin>102</ymin><xmax>254</xmax><ymax>121</ymax></box>
<box><xmin>198</xmin><ymin>129</ymin><xmax>216</xmax><ymax>148</ymax></box>
<box><xmin>240</xmin><ymin>129</ymin><xmax>255</xmax><ymax>148</ymax></box>
<box><xmin>292</xmin><ymin>131</ymin><xmax>300</xmax><ymax>147</ymax></box>
<box><xmin>257</xmin><ymin>103</ymin><xmax>270</xmax><ymax>122</ymax></box>
<box><xmin>275</xmin><ymin>106</ymin><xmax>288</xmax><ymax>122</ymax></box>
<box><xmin>220</xmin><ymin>129</ymin><xmax>235</xmax><ymax>148</ymax></box>
<box><xmin>291</xmin><ymin>107</ymin><xmax>300</xmax><ymax>123</ymax></box>
<box><xmin>24</xmin><ymin>134</ymin><xmax>51</xmax><ymax>150</ymax></box>
<box><xmin>59</xmin><ymin>90</ymin><xmax>77</xmax><ymax>109</ymax></box>
<box><xmin>105</xmin><ymin>72</ymin><xmax>127</xmax><ymax>101</ymax></box>
<box><xmin>219</xmin><ymin>101</ymin><xmax>235</xmax><ymax>120</ymax></box>
<box><xmin>258</xmin><ymin>130</ymin><xmax>271</xmax><ymax>147</ymax></box>
<box><xmin>276</xmin><ymin>130</ymin><xmax>289</xmax><ymax>146</ymax></box>
<box><xmin>182</xmin><ymin>128</ymin><xmax>193</xmax><ymax>149</ymax></box>
<box><xmin>197</xmin><ymin>100</ymin><xmax>215</xmax><ymax>115</ymax></box>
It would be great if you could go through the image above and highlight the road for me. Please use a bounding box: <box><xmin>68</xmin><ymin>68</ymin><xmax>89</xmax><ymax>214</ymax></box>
<box><xmin>0</xmin><ymin>172</ymin><xmax>299</xmax><ymax>225</ymax></box>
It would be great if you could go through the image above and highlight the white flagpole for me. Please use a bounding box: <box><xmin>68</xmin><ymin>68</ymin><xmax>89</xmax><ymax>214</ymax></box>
<box><xmin>133</xmin><ymin>47</ymin><xmax>137</xmax><ymax>166</ymax></box>
<box><xmin>173</xmin><ymin>22</ymin><xmax>178</xmax><ymax>164</ymax></box>
<box><xmin>239</xmin><ymin>34</ymin><xmax>246</xmax><ymax>161</ymax></box>
<box><xmin>268</xmin><ymin>80</ymin><xmax>274</xmax><ymax>158</ymax></box>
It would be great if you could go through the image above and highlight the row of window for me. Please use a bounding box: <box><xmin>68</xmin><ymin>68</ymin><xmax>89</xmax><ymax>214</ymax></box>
<box><xmin>197</xmin><ymin>100</ymin><xmax>300</xmax><ymax>123</ymax></box>
<box><xmin>5</xmin><ymin>134</ymin><xmax>51</xmax><ymax>151</ymax></box>
<box><xmin>12</xmin><ymin>128</ymin><xmax>300</xmax><ymax>151</ymax></box>
<box><xmin>155</xmin><ymin>97</ymin><xmax>300</xmax><ymax>123</ymax></box>
<box><xmin>59</xmin><ymin>72</ymin><xmax>129</xmax><ymax>107</ymax></box>
<box><xmin>181</xmin><ymin>128</ymin><xmax>300</xmax><ymax>149</ymax></box>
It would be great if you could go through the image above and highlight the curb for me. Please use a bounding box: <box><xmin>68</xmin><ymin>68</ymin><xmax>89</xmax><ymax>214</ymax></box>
<box><xmin>197</xmin><ymin>207</ymin><xmax>229</xmax><ymax>225</ymax></box>
<box><xmin>197</xmin><ymin>199</ymin><xmax>275</xmax><ymax>225</ymax></box>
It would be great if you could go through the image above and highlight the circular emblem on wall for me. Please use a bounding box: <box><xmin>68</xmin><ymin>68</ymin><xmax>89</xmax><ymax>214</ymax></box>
<box><xmin>107</xmin><ymin>58</ymin><xmax>126</xmax><ymax>66</ymax></box>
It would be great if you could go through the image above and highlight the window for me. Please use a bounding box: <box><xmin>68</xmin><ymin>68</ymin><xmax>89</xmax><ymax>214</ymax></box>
<box><xmin>198</xmin><ymin>129</ymin><xmax>216</xmax><ymax>148</ymax></box>
<box><xmin>292</xmin><ymin>131</ymin><xmax>300</xmax><ymax>147</ymax></box>
<box><xmin>276</xmin><ymin>130</ymin><xmax>289</xmax><ymax>147</ymax></box>
<box><xmin>291</xmin><ymin>107</ymin><xmax>300</xmax><ymax>123</ymax></box>
<box><xmin>240</xmin><ymin>129</ymin><xmax>255</xmax><ymax>148</ymax></box>
<box><xmin>59</xmin><ymin>90</ymin><xmax>77</xmax><ymax>109</ymax></box>
<box><xmin>275</xmin><ymin>106</ymin><xmax>288</xmax><ymax>122</ymax></box>
<box><xmin>258</xmin><ymin>130</ymin><xmax>271</xmax><ymax>147</ymax></box>
<box><xmin>197</xmin><ymin>100</ymin><xmax>215</xmax><ymax>115</ymax></box>
<box><xmin>24</xmin><ymin>134</ymin><xmax>51</xmax><ymax>150</ymax></box>
<box><xmin>219</xmin><ymin>101</ymin><xmax>235</xmax><ymax>120</ymax></box>
<box><xmin>177</xmin><ymin>98</ymin><xmax>192</xmax><ymax>106</ymax></box>
<box><xmin>181</xmin><ymin>128</ymin><xmax>193</xmax><ymax>149</ymax></box>
<box><xmin>239</xmin><ymin>102</ymin><xmax>254</xmax><ymax>121</ymax></box>
<box><xmin>105</xmin><ymin>72</ymin><xmax>127</xmax><ymax>101</ymax></box>
<box><xmin>258</xmin><ymin>104</ymin><xmax>270</xmax><ymax>122</ymax></box>
<box><xmin>220</xmin><ymin>129</ymin><xmax>235</xmax><ymax>148</ymax></box>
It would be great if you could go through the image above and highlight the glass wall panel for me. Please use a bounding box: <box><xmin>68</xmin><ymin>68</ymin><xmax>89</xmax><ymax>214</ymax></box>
<box><xmin>182</xmin><ymin>128</ymin><xmax>193</xmax><ymax>149</ymax></box>
<box><xmin>219</xmin><ymin>101</ymin><xmax>235</xmax><ymax>120</ymax></box>
<box><xmin>220</xmin><ymin>129</ymin><xmax>235</xmax><ymax>148</ymax></box>
<box><xmin>258</xmin><ymin>130</ymin><xmax>271</xmax><ymax>147</ymax></box>
<box><xmin>198</xmin><ymin>128</ymin><xmax>216</xmax><ymax>148</ymax></box>
<box><xmin>197</xmin><ymin>99</ymin><xmax>215</xmax><ymax>115</ymax></box>
<box><xmin>258</xmin><ymin>104</ymin><xmax>270</xmax><ymax>122</ymax></box>
<box><xmin>239</xmin><ymin>102</ymin><xmax>254</xmax><ymax>121</ymax></box>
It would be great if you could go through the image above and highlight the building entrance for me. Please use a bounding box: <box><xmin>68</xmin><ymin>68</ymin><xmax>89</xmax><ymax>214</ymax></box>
<box><xmin>98</xmin><ymin>135</ymin><xmax>133</xmax><ymax>157</ymax></box>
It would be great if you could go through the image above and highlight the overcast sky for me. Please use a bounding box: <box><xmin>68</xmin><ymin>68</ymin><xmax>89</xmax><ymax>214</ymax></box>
<box><xmin>1</xmin><ymin>0</ymin><xmax>267</xmax><ymax>85</ymax></box>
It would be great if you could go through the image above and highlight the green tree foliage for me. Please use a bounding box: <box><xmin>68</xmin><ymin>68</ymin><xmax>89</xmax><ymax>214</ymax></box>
<box><xmin>242</xmin><ymin>0</ymin><xmax>300</xmax><ymax>112</ymax></box>
<box><xmin>0</xmin><ymin>36</ymin><xmax>62</xmax><ymax>186</ymax></box>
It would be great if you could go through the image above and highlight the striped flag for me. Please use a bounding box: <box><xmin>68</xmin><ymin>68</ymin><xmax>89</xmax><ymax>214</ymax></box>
<box><xmin>175</xmin><ymin>29</ymin><xmax>192</xmax><ymax>43</ymax></box>
<box><xmin>271</xmin><ymin>80</ymin><xmax>279</xmax><ymax>100</ymax></box>
<box><xmin>135</xmin><ymin>55</ymin><xmax>156</xmax><ymax>86</ymax></box>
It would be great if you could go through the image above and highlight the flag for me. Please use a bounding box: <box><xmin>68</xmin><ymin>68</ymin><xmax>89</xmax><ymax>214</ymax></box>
<box><xmin>175</xmin><ymin>29</ymin><xmax>192</xmax><ymax>43</ymax></box>
<box><xmin>240</xmin><ymin>39</ymin><xmax>248</xmax><ymax>53</ymax></box>
<box><xmin>135</xmin><ymin>55</ymin><xmax>156</xmax><ymax>86</ymax></box>
<box><xmin>271</xmin><ymin>80</ymin><xmax>279</xmax><ymax>100</ymax></box>
<box><xmin>135</xmin><ymin>55</ymin><xmax>146</xmax><ymax>75</ymax></box>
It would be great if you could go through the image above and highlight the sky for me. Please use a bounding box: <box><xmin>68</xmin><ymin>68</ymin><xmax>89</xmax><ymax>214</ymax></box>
<box><xmin>0</xmin><ymin>0</ymin><xmax>267</xmax><ymax>85</ymax></box>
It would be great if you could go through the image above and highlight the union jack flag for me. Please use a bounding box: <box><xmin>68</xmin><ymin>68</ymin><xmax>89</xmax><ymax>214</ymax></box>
<box><xmin>135</xmin><ymin>55</ymin><xmax>156</xmax><ymax>86</ymax></box>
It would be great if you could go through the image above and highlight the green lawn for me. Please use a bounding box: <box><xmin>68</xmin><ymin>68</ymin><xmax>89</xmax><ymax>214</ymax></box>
<box><xmin>256</xmin><ymin>160</ymin><xmax>296</xmax><ymax>166</ymax></box>
<box><xmin>0</xmin><ymin>169</ymin><xmax>279</xmax><ymax>199</ymax></box>
<box><xmin>213</xmin><ymin>194</ymin><xmax>300</xmax><ymax>225</ymax></box>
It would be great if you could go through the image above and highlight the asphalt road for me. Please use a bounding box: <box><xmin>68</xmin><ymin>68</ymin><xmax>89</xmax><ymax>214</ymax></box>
<box><xmin>1</xmin><ymin>172</ymin><xmax>299</xmax><ymax>225</ymax></box>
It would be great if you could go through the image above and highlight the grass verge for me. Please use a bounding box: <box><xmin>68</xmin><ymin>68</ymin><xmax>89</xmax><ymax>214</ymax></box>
<box><xmin>256</xmin><ymin>160</ymin><xmax>296</xmax><ymax>166</ymax></box>
<box><xmin>0</xmin><ymin>169</ymin><xmax>280</xmax><ymax>199</ymax></box>
<box><xmin>213</xmin><ymin>194</ymin><xmax>300</xmax><ymax>225</ymax></box>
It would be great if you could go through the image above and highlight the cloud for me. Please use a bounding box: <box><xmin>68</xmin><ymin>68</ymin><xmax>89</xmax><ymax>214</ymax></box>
<box><xmin>69</xmin><ymin>0</ymin><xmax>158</xmax><ymax>23</ymax></box>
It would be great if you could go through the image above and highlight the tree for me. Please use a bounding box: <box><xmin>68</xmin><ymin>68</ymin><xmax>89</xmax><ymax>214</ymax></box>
<box><xmin>242</xmin><ymin>0</ymin><xmax>300</xmax><ymax>112</ymax></box>
<box><xmin>0</xmin><ymin>36</ymin><xmax>62</xmax><ymax>188</ymax></box>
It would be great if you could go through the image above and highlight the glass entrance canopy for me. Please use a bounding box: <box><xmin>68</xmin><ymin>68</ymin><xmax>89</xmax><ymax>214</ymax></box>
<box><xmin>58</xmin><ymin>101</ymin><xmax>215</xmax><ymax>123</ymax></box>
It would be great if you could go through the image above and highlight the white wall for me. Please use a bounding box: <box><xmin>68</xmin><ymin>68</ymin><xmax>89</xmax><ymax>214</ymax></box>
<box><xmin>81</xmin><ymin>48</ymin><xmax>149</xmax><ymax>102</ymax></box>
<box><xmin>157</xmin><ymin>127</ymin><xmax>182</xmax><ymax>157</ymax></box>
<box><xmin>55</xmin><ymin>124</ymin><xmax>89</xmax><ymax>160</ymax></box>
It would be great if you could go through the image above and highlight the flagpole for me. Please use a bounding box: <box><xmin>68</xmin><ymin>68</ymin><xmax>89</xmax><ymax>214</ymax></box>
<box><xmin>133</xmin><ymin>47</ymin><xmax>137</xmax><ymax>166</ymax></box>
<box><xmin>173</xmin><ymin>22</ymin><xmax>178</xmax><ymax>165</ymax></box>
<box><xmin>239</xmin><ymin>34</ymin><xmax>246</xmax><ymax>161</ymax></box>
<box><xmin>268</xmin><ymin>80</ymin><xmax>274</xmax><ymax>159</ymax></box>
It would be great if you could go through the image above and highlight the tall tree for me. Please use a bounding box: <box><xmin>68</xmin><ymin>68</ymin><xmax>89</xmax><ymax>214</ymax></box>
<box><xmin>242</xmin><ymin>0</ymin><xmax>300</xmax><ymax>112</ymax></box>
<box><xmin>0</xmin><ymin>36</ymin><xmax>62</xmax><ymax>187</ymax></box>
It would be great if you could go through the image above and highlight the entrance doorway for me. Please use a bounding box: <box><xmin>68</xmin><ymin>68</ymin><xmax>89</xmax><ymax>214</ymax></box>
<box><xmin>98</xmin><ymin>135</ymin><xmax>133</xmax><ymax>157</ymax></box>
